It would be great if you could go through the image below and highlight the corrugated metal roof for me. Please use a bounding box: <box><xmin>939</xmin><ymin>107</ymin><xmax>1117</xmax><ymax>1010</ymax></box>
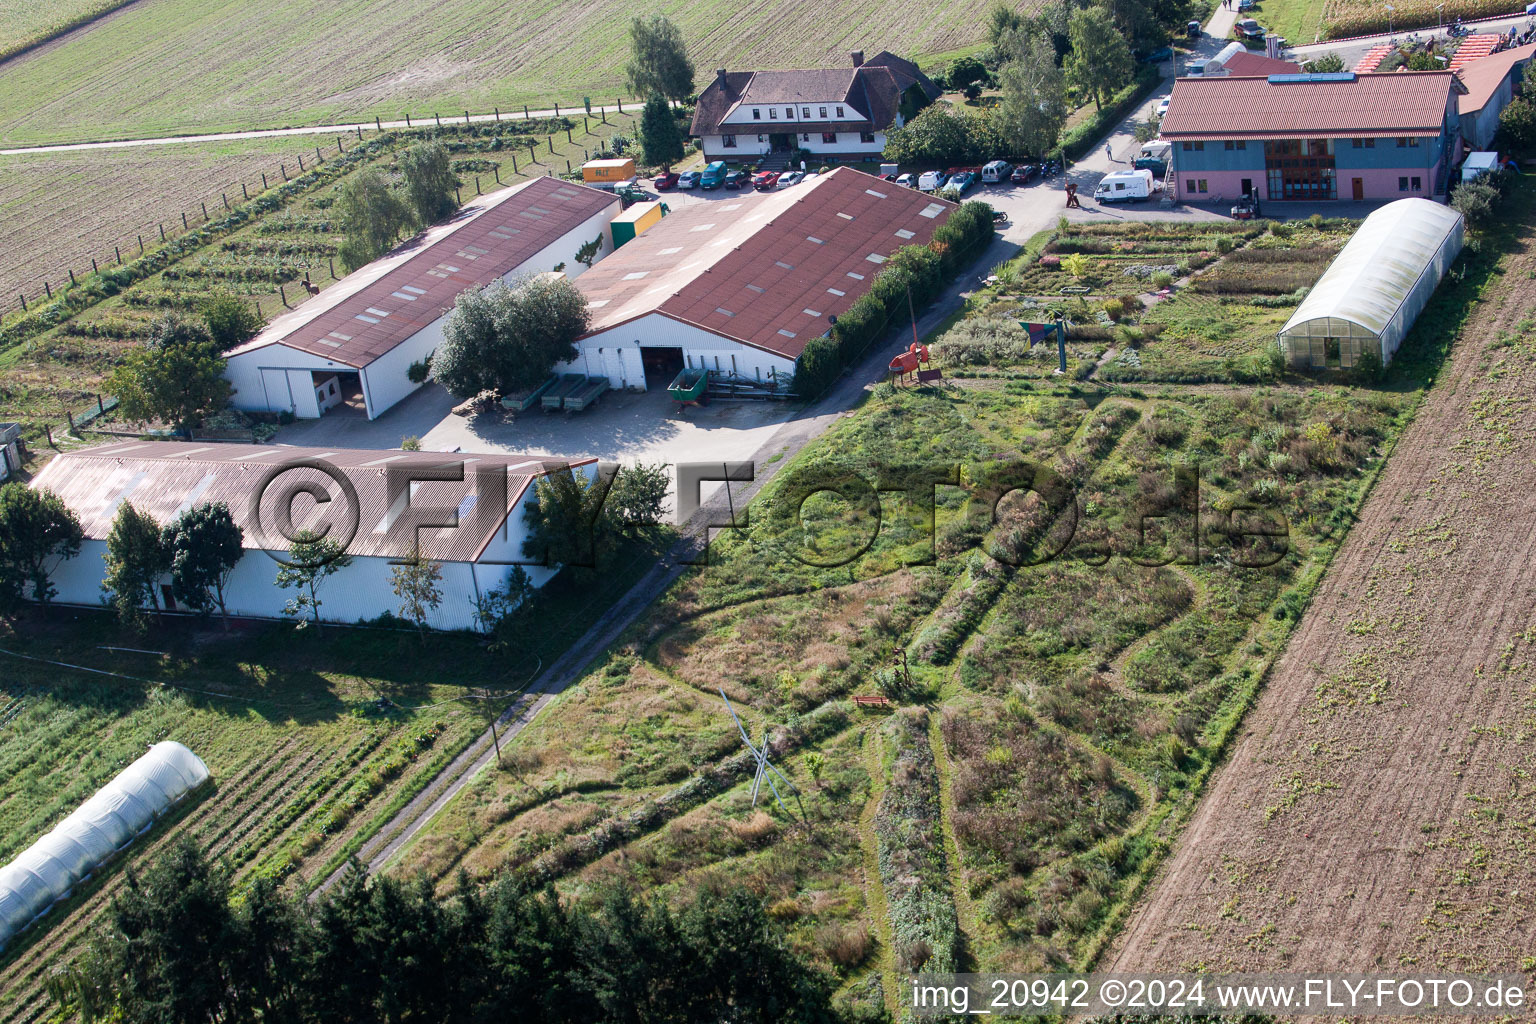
<box><xmin>1218</xmin><ymin>51</ymin><xmax>1301</xmax><ymax>76</ymax></box>
<box><xmin>30</xmin><ymin>441</ymin><xmax>595</xmax><ymax>563</ymax></box>
<box><xmin>574</xmin><ymin>167</ymin><xmax>956</xmax><ymax>359</ymax></box>
<box><xmin>229</xmin><ymin>177</ymin><xmax>618</xmax><ymax>369</ymax></box>
<box><xmin>1279</xmin><ymin>198</ymin><xmax>1463</xmax><ymax>339</ymax></box>
<box><xmin>1159</xmin><ymin>72</ymin><xmax>1454</xmax><ymax>139</ymax></box>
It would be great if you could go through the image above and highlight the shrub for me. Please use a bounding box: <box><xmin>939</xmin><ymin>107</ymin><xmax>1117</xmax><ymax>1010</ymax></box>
<box><xmin>1451</xmin><ymin>177</ymin><xmax>1500</xmax><ymax>226</ymax></box>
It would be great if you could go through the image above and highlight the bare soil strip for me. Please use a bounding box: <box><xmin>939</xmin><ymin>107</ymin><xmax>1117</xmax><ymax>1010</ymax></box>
<box><xmin>1109</xmin><ymin>239</ymin><xmax>1536</xmax><ymax>973</ymax></box>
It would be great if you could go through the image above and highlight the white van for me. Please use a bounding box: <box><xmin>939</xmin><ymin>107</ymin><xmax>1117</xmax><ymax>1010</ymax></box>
<box><xmin>981</xmin><ymin>159</ymin><xmax>1013</xmax><ymax>183</ymax></box>
<box><xmin>1139</xmin><ymin>140</ymin><xmax>1172</xmax><ymax>162</ymax></box>
<box><xmin>1094</xmin><ymin>169</ymin><xmax>1154</xmax><ymax>203</ymax></box>
<box><xmin>918</xmin><ymin>170</ymin><xmax>948</xmax><ymax>191</ymax></box>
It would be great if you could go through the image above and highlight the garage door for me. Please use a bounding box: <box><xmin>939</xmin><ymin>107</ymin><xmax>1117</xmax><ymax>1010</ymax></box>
<box><xmin>261</xmin><ymin>368</ymin><xmax>294</xmax><ymax>413</ymax></box>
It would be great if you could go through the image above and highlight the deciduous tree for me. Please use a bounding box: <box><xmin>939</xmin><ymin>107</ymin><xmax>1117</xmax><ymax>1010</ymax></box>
<box><xmin>432</xmin><ymin>275</ymin><xmax>590</xmax><ymax>397</ymax></box>
<box><xmin>625</xmin><ymin>14</ymin><xmax>695</xmax><ymax>101</ymax></box>
<box><xmin>108</xmin><ymin>315</ymin><xmax>232</xmax><ymax>434</ymax></box>
<box><xmin>1065</xmin><ymin>3</ymin><xmax>1133</xmax><ymax>110</ymax></box>
<box><xmin>102</xmin><ymin>502</ymin><xmax>166</xmax><ymax>629</ymax></box>
<box><xmin>200</xmin><ymin>293</ymin><xmax>262</xmax><ymax>351</ymax></box>
<box><xmin>164</xmin><ymin>501</ymin><xmax>244</xmax><ymax>628</ymax></box>
<box><xmin>390</xmin><ymin>543</ymin><xmax>444</xmax><ymax>631</ymax></box>
<box><xmin>336</xmin><ymin>166</ymin><xmax>412</xmax><ymax>271</ymax></box>
<box><xmin>996</xmin><ymin>28</ymin><xmax>1068</xmax><ymax>158</ymax></box>
<box><xmin>399</xmin><ymin>141</ymin><xmax>460</xmax><ymax>227</ymax></box>
<box><xmin>0</xmin><ymin>484</ymin><xmax>83</xmax><ymax>611</ymax></box>
<box><xmin>275</xmin><ymin>529</ymin><xmax>352</xmax><ymax>630</ymax></box>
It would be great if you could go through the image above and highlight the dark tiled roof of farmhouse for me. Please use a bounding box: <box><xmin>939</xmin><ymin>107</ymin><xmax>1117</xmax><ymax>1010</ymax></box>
<box><xmin>572</xmin><ymin>167</ymin><xmax>956</xmax><ymax>360</ymax></box>
<box><xmin>228</xmin><ymin>176</ymin><xmax>616</xmax><ymax>369</ymax></box>
<box><xmin>690</xmin><ymin>51</ymin><xmax>939</xmax><ymax>136</ymax></box>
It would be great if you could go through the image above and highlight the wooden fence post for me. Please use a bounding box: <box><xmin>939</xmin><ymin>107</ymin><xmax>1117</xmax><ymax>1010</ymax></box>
<box><xmin>115</xmin><ymin>245</ymin><xmax>122</xmax><ymax>264</ymax></box>
<box><xmin>280</xmin><ymin>284</ymin><xmax>289</xmax><ymax>308</ymax></box>
<box><xmin>201</xmin><ymin>201</ymin><xmax>208</xmax><ymax>219</ymax></box>
<box><xmin>617</xmin><ymin>97</ymin><xmax>623</xmax><ymax>114</ymax></box>
<box><xmin>565</xmin><ymin>159</ymin><xmax>570</xmax><ymax>173</ymax></box>
<box><xmin>44</xmin><ymin>423</ymin><xmax>52</xmax><ymax>447</ymax></box>
<box><xmin>377</xmin><ymin>116</ymin><xmax>383</xmax><ymax>131</ymax></box>
<box><xmin>455</xmin><ymin>186</ymin><xmax>462</xmax><ymax>206</ymax></box>
<box><xmin>18</xmin><ymin>293</ymin><xmax>26</xmax><ymax>312</ymax></box>
<box><xmin>493</xmin><ymin>165</ymin><xmax>500</xmax><ymax>183</ymax></box>
<box><xmin>548</xmin><ymin>135</ymin><xmax>554</xmax><ymax>153</ymax></box>
<box><xmin>69</xmin><ymin>269</ymin><xmax>77</xmax><ymax>286</ymax></box>
<box><xmin>159</xmin><ymin>224</ymin><xmax>166</xmax><ymax>242</ymax></box>
<box><xmin>434</xmin><ymin>112</ymin><xmax>441</xmax><ymax>126</ymax></box>
<box><xmin>182</xmin><ymin>212</ymin><xmax>189</xmax><ymax>230</ymax></box>
<box><xmin>465</xmin><ymin>109</ymin><xmax>470</xmax><ymax>125</ymax></box>
<box><xmin>43</xmin><ymin>282</ymin><xmax>51</xmax><ymax>299</ymax></box>
<box><xmin>338</xmin><ymin>138</ymin><xmax>344</xmax><ymax>153</ymax></box>
<box><xmin>91</xmin><ymin>257</ymin><xmax>99</xmax><ymax>273</ymax></box>
<box><xmin>242</xmin><ymin>182</ymin><xmax>249</xmax><ymax>200</ymax></box>
<box><xmin>357</xmin><ymin>126</ymin><xmax>364</xmax><ymax>141</ymax></box>
<box><xmin>494</xmin><ymin>107</ymin><xmax>500</xmax><ymax>121</ymax></box>
<box><xmin>137</xmin><ymin>234</ymin><xmax>144</xmax><ymax>254</ymax></box>
<box><xmin>97</xmin><ymin>395</ymin><xmax>104</xmax><ymax>415</ymax></box>
<box><xmin>566</xmin><ymin>127</ymin><xmax>572</xmax><ymax>143</ymax></box>
<box><xmin>524</xmin><ymin>104</ymin><xmax>529</xmax><ymax>119</ymax></box>
<box><xmin>281</xmin><ymin>164</ymin><xmax>288</xmax><ymax>181</ymax></box>
<box><xmin>474</xmin><ymin>175</ymin><xmax>481</xmax><ymax>194</ymax></box>
<box><xmin>297</xmin><ymin>154</ymin><xmax>305</xmax><ymax>172</ymax></box>
<box><xmin>555</xmin><ymin>101</ymin><xmax>560</xmax><ymax>116</ymax></box>
<box><xmin>529</xmin><ymin>144</ymin><xmax>536</xmax><ymax>163</ymax></box>
<box><xmin>511</xmin><ymin>153</ymin><xmax>518</xmax><ymax>173</ymax></box>
<box><xmin>405</xmin><ymin>113</ymin><xmax>411</xmax><ymax>127</ymax></box>
<box><xmin>329</xmin><ymin>256</ymin><xmax>336</xmax><ymax>278</ymax></box>
<box><xmin>222</xmin><ymin>193</ymin><xmax>229</xmax><ymax>210</ymax></box>
<box><xmin>261</xmin><ymin>172</ymin><xmax>268</xmax><ymax>189</ymax></box>
<box><xmin>315</xmin><ymin>145</ymin><xmax>322</xmax><ymax>162</ymax></box>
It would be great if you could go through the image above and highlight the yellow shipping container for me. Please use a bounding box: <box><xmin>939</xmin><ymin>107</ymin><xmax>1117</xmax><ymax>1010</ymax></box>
<box><xmin>582</xmin><ymin>158</ymin><xmax>635</xmax><ymax>183</ymax></box>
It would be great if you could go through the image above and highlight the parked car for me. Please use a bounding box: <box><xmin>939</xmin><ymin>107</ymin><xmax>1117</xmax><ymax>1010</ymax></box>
<box><xmin>652</xmin><ymin>170</ymin><xmax>679</xmax><ymax>189</ymax></box>
<box><xmin>1187</xmin><ymin>19</ymin><xmax>1201</xmax><ymax>37</ymax></box>
<box><xmin>1235</xmin><ymin>18</ymin><xmax>1264</xmax><ymax>39</ymax></box>
<box><xmin>724</xmin><ymin>169</ymin><xmax>752</xmax><ymax>190</ymax></box>
<box><xmin>1237</xmin><ymin>0</ymin><xmax>1255</xmax><ymax>9</ymax></box>
<box><xmin>1133</xmin><ymin>156</ymin><xmax>1167</xmax><ymax>177</ymax></box>
<box><xmin>895</xmin><ymin>172</ymin><xmax>917</xmax><ymax>188</ymax></box>
<box><xmin>1010</xmin><ymin>164</ymin><xmax>1038</xmax><ymax>184</ymax></box>
<box><xmin>678</xmin><ymin>170</ymin><xmax>702</xmax><ymax>189</ymax></box>
<box><xmin>700</xmin><ymin>161</ymin><xmax>728</xmax><ymax>189</ymax></box>
<box><xmin>949</xmin><ymin>170</ymin><xmax>977</xmax><ymax>194</ymax></box>
<box><xmin>918</xmin><ymin>170</ymin><xmax>948</xmax><ymax>191</ymax></box>
<box><xmin>981</xmin><ymin>159</ymin><xmax>1013</xmax><ymax>183</ymax></box>
<box><xmin>753</xmin><ymin>170</ymin><xmax>780</xmax><ymax>190</ymax></box>
<box><xmin>778</xmin><ymin>170</ymin><xmax>804</xmax><ymax>187</ymax></box>
<box><xmin>1155</xmin><ymin>97</ymin><xmax>1170</xmax><ymax>118</ymax></box>
<box><xmin>1141</xmin><ymin>45</ymin><xmax>1174</xmax><ymax>62</ymax></box>
<box><xmin>801</xmin><ymin>171</ymin><xmax>820</xmax><ymax>185</ymax></box>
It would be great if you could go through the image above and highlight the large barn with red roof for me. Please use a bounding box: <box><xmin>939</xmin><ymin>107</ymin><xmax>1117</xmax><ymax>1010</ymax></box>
<box><xmin>224</xmin><ymin>175</ymin><xmax>620</xmax><ymax>421</ymax></box>
<box><xmin>560</xmin><ymin>167</ymin><xmax>956</xmax><ymax>390</ymax></box>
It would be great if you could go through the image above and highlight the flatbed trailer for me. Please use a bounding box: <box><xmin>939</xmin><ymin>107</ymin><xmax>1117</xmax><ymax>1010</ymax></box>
<box><xmin>564</xmin><ymin>376</ymin><xmax>609</xmax><ymax>412</ymax></box>
<box><xmin>541</xmin><ymin>373</ymin><xmax>586</xmax><ymax>411</ymax></box>
<box><xmin>501</xmin><ymin>376</ymin><xmax>557</xmax><ymax>413</ymax></box>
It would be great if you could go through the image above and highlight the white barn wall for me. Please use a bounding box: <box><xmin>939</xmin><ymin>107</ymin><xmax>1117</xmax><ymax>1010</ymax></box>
<box><xmin>561</xmin><ymin>313</ymin><xmax>797</xmax><ymax>390</ymax></box>
<box><xmin>226</xmin><ymin>343</ymin><xmax>341</xmax><ymax>418</ymax></box>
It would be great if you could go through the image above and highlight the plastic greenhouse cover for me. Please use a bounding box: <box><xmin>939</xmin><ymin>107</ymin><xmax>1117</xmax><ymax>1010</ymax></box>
<box><xmin>1280</xmin><ymin>198</ymin><xmax>1463</xmax><ymax>339</ymax></box>
<box><xmin>0</xmin><ymin>742</ymin><xmax>208</xmax><ymax>949</ymax></box>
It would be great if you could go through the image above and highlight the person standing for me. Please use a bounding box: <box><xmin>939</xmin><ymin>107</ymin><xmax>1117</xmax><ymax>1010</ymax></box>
<box><xmin>1104</xmin><ymin>143</ymin><xmax>1113</xmax><ymax>162</ymax></box>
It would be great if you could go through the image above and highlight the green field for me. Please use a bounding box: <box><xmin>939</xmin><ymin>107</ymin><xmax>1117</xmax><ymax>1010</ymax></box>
<box><xmin>0</xmin><ymin>0</ymin><xmax>1011</xmax><ymax>145</ymax></box>
<box><xmin>0</xmin><ymin>0</ymin><xmax>133</xmax><ymax>62</ymax></box>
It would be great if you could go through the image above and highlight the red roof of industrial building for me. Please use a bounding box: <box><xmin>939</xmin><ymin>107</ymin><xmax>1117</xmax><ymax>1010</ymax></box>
<box><xmin>32</xmin><ymin>441</ymin><xmax>594</xmax><ymax>563</ymax></box>
<box><xmin>1456</xmin><ymin>42</ymin><xmax>1536</xmax><ymax>113</ymax></box>
<box><xmin>229</xmin><ymin>176</ymin><xmax>618</xmax><ymax>369</ymax></box>
<box><xmin>573</xmin><ymin>167</ymin><xmax>957</xmax><ymax>360</ymax></box>
<box><xmin>1159</xmin><ymin>72</ymin><xmax>1456</xmax><ymax>139</ymax></box>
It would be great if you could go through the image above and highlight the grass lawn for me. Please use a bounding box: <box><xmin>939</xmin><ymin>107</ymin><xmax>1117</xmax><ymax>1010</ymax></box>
<box><xmin>1245</xmin><ymin>0</ymin><xmax>1330</xmax><ymax>46</ymax></box>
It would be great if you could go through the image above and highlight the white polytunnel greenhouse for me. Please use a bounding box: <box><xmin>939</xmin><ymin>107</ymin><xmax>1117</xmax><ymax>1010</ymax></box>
<box><xmin>0</xmin><ymin>741</ymin><xmax>209</xmax><ymax>950</ymax></box>
<box><xmin>1278</xmin><ymin>198</ymin><xmax>1464</xmax><ymax>371</ymax></box>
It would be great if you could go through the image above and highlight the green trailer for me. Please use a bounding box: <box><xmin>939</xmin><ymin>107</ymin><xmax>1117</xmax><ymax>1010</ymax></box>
<box><xmin>666</xmin><ymin>367</ymin><xmax>708</xmax><ymax>405</ymax></box>
<box><xmin>501</xmin><ymin>375</ymin><xmax>558</xmax><ymax>413</ymax></box>
<box><xmin>565</xmin><ymin>376</ymin><xmax>609</xmax><ymax>412</ymax></box>
<box><xmin>541</xmin><ymin>373</ymin><xmax>586</xmax><ymax>411</ymax></box>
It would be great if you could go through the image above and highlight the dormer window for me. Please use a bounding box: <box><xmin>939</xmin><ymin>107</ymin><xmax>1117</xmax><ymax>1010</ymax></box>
<box><xmin>752</xmin><ymin>108</ymin><xmax>761</xmax><ymax>119</ymax></box>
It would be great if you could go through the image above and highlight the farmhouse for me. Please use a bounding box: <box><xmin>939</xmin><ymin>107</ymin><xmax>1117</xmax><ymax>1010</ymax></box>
<box><xmin>224</xmin><ymin>176</ymin><xmax>621</xmax><ymax>421</ymax></box>
<box><xmin>31</xmin><ymin>441</ymin><xmax>596</xmax><ymax>630</ymax></box>
<box><xmin>690</xmin><ymin>51</ymin><xmax>939</xmax><ymax>161</ymax></box>
<box><xmin>560</xmin><ymin>167</ymin><xmax>957</xmax><ymax>389</ymax></box>
<box><xmin>1277</xmin><ymin>198</ymin><xmax>1463</xmax><ymax>369</ymax></box>
<box><xmin>1160</xmin><ymin>72</ymin><xmax>1460</xmax><ymax>201</ymax></box>
<box><xmin>1455</xmin><ymin>42</ymin><xmax>1536</xmax><ymax>150</ymax></box>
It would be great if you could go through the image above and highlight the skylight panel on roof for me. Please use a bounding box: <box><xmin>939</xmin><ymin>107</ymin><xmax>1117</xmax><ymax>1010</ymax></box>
<box><xmin>327</xmin><ymin>331</ymin><xmax>352</xmax><ymax>341</ymax></box>
<box><xmin>867</xmin><ymin>254</ymin><xmax>887</xmax><ymax>264</ymax></box>
<box><xmin>777</xmin><ymin>329</ymin><xmax>797</xmax><ymax>338</ymax></box>
<box><xmin>455</xmin><ymin>250</ymin><xmax>480</xmax><ymax>260</ymax></box>
<box><xmin>659</xmin><ymin>246</ymin><xmax>683</xmax><ymax>255</ymax></box>
<box><xmin>529</xmin><ymin>206</ymin><xmax>552</xmax><ymax>215</ymax></box>
<box><xmin>690</xmin><ymin>223</ymin><xmax>717</xmax><ymax>232</ymax></box>
<box><xmin>722</xmin><ymin>203</ymin><xmax>744</xmax><ymax>210</ymax></box>
<box><xmin>464</xmin><ymin>245</ymin><xmax>490</xmax><ymax>255</ymax></box>
<box><xmin>391</xmin><ymin>291</ymin><xmax>419</xmax><ymax>301</ymax></box>
<box><xmin>827</xmin><ymin>287</ymin><xmax>846</xmax><ymax>297</ymax></box>
<box><xmin>919</xmin><ymin>204</ymin><xmax>944</xmax><ymax>219</ymax></box>
<box><xmin>802</xmin><ymin>308</ymin><xmax>821</xmax><ymax>317</ymax></box>
<box><xmin>588</xmin><ymin>299</ymin><xmax>611</xmax><ymax>308</ymax></box>
<box><xmin>319</xmin><ymin>338</ymin><xmax>343</xmax><ymax>347</ymax></box>
<box><xmin>623</xmin><ymin>272</ymin><xmax>649</xmax><ymax>280</ymax></box>
<box><xmin>846</xmin><ymin>272</ymin><xmax>865</xmax><ymax>281</ymax></box>
<box><xmin>864</xmin><ymin>189</ymin><xmax>889</xmax><ymax>199</ymax></box>
<box><xmin>355</xmin><ymin>314</ymin><xmax>381</xmax><ymax>324</ymax></box>
<box><xmin>518</xmin><ymin>211</ymin><xmax>544</xmax><ymax>221</ymax></box>
<box><xmin>807</xmin><ymin>236</ymin><xmax>825</xmax><ymax>245</ymax></box>
<box><xmin>715</xmin><ymin>307</ymin><xmax>736</xmax><ymax>317</ymax></box>
<box><xmin>775</xmin><ymin>261</ymin><xmax>794</xmax><ymax>270</ymax></box>
<box><xmin>837</xmin><ymin>212</ymin><xmax>855</xmax><ymax>220</ymax></box>
<box><xmin>365</xmin><ymin>307</ymin><xmax>391</xmax><ymax>317</ymax></box>
<box><xmin>401</xmin><ymin>286</ymin><xmax>426</xmax><ymax>295</ymax></box>
<box><xmin>488</xmin><ymin>229</ymin><xmax>515</xmax><ymax>240</ymax></box>
<box><xmin>895</xmin><ymin>229</ymin><xmax>916</xmax><ymax>239</ymax></box>
<box><xmin>745</xmin><ymin>284</ymin><xmax>765</xmax><ymax>293</ymax></box>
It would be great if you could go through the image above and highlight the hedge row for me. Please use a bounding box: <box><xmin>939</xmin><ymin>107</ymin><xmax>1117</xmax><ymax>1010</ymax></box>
<box><xmin>1060</xmin><ymin>65</ymin><xmax>1163</xmax><ymax>163</ymax></box>
<box><xmin>795</xmin><ymin>201</ymin><xmax>996</xmax><ymax>398</ymax></box>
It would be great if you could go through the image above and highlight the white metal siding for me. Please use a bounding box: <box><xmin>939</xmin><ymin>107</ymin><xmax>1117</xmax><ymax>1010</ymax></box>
<box><xmin>560</xmin><ymin>313</ymin><xmax>796</xmax><ymax>391</ymax></box>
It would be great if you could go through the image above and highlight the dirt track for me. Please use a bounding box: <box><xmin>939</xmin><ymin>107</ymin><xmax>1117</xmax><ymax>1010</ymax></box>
<box><xmin>1109</xmin><ymin>242</ymin><xmax>1536</xmax><ymax>972</ymax></box>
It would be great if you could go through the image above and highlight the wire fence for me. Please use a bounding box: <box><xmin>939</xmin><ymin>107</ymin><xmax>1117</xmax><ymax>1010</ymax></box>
<box><xmin>2</xmin><ymin>96</ymin><xmax>650</xmax><ymax>324</ymax></box>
